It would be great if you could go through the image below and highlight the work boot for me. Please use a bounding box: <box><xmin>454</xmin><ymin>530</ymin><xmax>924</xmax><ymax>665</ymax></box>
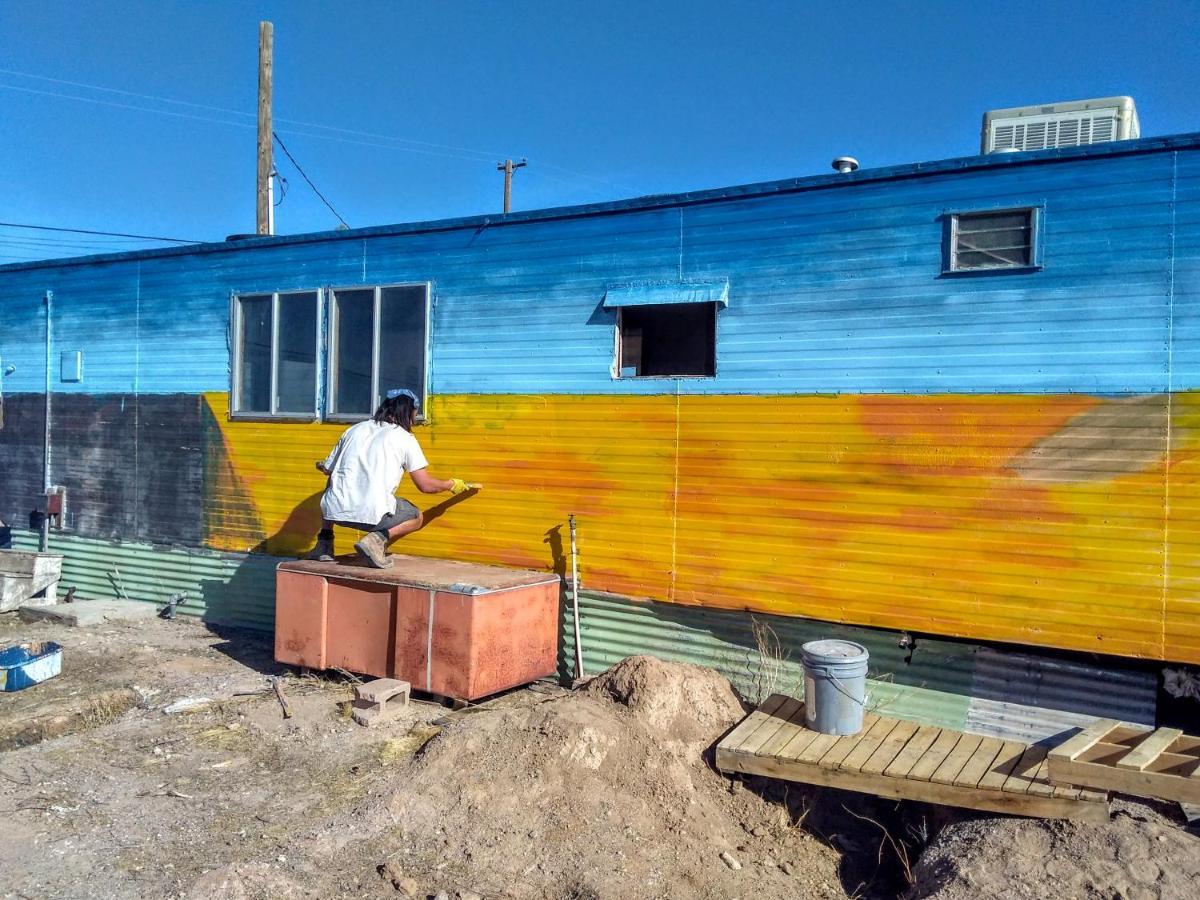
<box><xmin>354</xmin><ymin>531</ymin><xmax>392</xmax><ymax>568</ymax></box>
<box><xmin>305</xmin><ymin>536</ymin><xmax>335</xmax><ymax>561</ymax></box>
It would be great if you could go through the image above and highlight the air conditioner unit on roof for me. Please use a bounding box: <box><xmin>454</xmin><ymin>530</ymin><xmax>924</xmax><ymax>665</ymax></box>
<box><xmin>981</xmin><ymin>97</ymin><xmax>1140</xmax><ymax>154</ymax></box>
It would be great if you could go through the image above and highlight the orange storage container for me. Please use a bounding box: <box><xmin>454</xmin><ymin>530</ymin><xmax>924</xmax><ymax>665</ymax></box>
<box><xmin>275</xmin><ymin>556</ymin><xmax>560</xmax><ymax>701</ymax></box>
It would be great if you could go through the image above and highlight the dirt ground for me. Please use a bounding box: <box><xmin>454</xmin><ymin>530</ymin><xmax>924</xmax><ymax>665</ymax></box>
<box><xmin>1</xmin><ymin>611</ymin><xmax>1197</xmax><ymax>900</ymax></box>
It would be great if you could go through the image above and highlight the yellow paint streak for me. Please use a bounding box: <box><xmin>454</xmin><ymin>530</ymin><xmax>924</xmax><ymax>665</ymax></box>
<box><xmin>203</xmin><ymin>391</ymin><xmax>1200</xmax><ymax>664</ymax></box>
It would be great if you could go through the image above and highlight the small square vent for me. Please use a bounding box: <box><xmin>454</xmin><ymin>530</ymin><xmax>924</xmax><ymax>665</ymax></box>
<box><xmin>982</xmin><ymin>97</ymin><xmax>1139</xmax><ymax>154</ymax></box>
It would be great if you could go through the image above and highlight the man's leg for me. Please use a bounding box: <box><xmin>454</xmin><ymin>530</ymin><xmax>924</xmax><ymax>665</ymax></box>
<box><xmin>305</xmin><ymin>520</ymin><xmax>336</xmax><ymax>560</ymax></box>
<box><xmin>354</xmin><ymin>502</ymin><xmax>422</xmax><ymax>568</ymax></box>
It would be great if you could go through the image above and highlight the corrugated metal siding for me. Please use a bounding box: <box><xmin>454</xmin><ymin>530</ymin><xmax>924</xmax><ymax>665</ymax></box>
<box><xmin>11</xmin><ymin>530</ymin><xmax>275</xmax><ymax>631</ymax></box>
<box><xmin>965</xmin><ymin>647</ymin><xmax>1157</xmax><ymax>743</ymax></box>
<box><xmin>559</xmin><ymin>591</ymin><xmax>975</xmax><ymax>729</ymax></box>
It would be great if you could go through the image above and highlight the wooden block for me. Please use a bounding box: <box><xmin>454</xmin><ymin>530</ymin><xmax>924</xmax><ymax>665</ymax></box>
<box><xmin>884</xmin><ymin>725</ymin><xmax>941</xmax><ymax>778</ymax></box>
<box><xmin>1050</xmin><ymin>718</ymin><xmax>1119</xmax><ymax>762</ymax></box>
<box><xmin>1048</xmin><ymin>752</ymin><xmax>1200</xmax><ymax>804</ymax></box>
<box><xmin>1116</xmin><ymin>728</ymin><xmax>1183</xmax><ymax>771</ymax></box>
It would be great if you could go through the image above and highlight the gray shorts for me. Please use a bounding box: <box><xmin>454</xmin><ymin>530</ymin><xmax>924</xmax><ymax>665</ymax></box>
<box><xmin>332</xmin><ymin>499</ymin><xmax>420</xmax><ymax>534</ymax></box>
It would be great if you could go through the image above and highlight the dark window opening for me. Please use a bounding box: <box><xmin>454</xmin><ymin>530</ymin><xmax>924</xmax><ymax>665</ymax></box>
<box><xmin>233</xmin><ymin>291</ymin><xmax>319</xmax><ymax>416</ymax></box>
<box><xmin>950</xmin><ymin>209</ymin><xmax>1035</xmax><ymax>271</ymax></box>
<box><xmin>619</xmin><ymin>302</ymin><xmax>716</xmax><ymax>377</ymax></box>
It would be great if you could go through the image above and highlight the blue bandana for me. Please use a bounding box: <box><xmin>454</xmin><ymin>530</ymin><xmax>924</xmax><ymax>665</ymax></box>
<box><xmin>385</xmin><ymin>388</ymin><xmax>420</xmax><ymax>411</ymax></box>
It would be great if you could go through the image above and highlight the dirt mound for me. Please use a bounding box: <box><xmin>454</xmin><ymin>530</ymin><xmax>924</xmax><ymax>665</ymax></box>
<box><xmin>909</xmin><ymin>800</ymin><xmax>1200</xmax><ymax>900</ymax></box>
<box><xmin>361</xmin><ymin>656</ymin><xmax>844</xmax><ymax>899</ymax></box>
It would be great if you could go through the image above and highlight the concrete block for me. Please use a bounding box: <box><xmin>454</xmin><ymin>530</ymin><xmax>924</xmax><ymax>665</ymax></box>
<box><xmin>17</xmin><ymin>599</ymin><xmax>159</xmax><ymax>627</ymax></box>
<box><xmin>351</xmin><ymin>678</ymin><xmax>410</xmax><ymax>727</ymax></box>
<box><xmin>0</xmin><ymin>550</ymin><xmax>62</xmax><ymax>612</ymax></box>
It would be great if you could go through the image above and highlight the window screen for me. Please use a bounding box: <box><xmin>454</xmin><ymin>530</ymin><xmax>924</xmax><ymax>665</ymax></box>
<box><xmin>619</xmin><ymin>302</ymin><xmax>716</xmax><ymax>377</ymax></box>
<box><xmin>233</xmin><ymin>291</ymin><xmax>318</xmax><ymax>416</ymax></box>
<box><xmin>950</xmin><ymin>210</ymin><xmax>1035</xmax><ymax>271</ymax></box>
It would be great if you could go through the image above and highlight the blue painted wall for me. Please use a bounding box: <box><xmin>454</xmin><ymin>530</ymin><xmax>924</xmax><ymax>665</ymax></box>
<box><xmin>0</xmin><ymin>135</ymin><xmax>1196</xmax><ymax>397</ymax></box>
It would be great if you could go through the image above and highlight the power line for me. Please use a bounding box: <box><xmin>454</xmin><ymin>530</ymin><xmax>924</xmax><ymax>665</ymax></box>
<box><xmin>272</xmin><ymin>132</ymin><xmax>349</xmax><ymax>229</ymax></box>
<box><xmin>0</xmin><ymin>221</ymin><xmax>200</xmax><ymax>243</ymax></box>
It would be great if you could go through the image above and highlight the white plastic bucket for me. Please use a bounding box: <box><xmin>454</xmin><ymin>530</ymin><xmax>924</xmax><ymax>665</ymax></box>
<box><xmin>801</xmin><ymin>639</ymin><xmax>869</xmax><ymax>735</ymax></box>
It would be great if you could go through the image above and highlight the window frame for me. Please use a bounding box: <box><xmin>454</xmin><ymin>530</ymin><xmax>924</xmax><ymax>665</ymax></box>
<box><xmin>613</xmin><ymin>301</ymin><xmax>720</xmax><ymax>380</ymax></box>
<box><xmin>943</xmin><ymin>206</ymin><xmax>1043</xmax><ymax>275</ymax></box>
<box><xmin>229</xmin><ymin>289</ymin><xmax>322</xmax><ymax>421</ymax></box>
<box><xmin>325</xmin><ymin>281</ymin><xmax>432</xmax><ymax>423</ymax></box>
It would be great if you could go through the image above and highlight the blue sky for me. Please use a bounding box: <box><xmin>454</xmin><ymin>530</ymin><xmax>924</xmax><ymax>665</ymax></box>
<box><xmin>1</xmin><ymin>0</ymin><xmax>1198</xmax><ymax>261</ymax></box>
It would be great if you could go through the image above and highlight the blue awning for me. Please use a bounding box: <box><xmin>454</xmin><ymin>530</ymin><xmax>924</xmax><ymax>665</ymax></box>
<box><xmin>603</xmin><ymin>280</ymin><xmax>730</xmax><ymax>309</ymax></box>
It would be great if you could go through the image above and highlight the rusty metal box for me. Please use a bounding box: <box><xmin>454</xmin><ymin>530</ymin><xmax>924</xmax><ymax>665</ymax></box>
<box><xmin>274</xmin><ymin>556</ymin><xmax>560</xmax><ymax>701</ymax></box>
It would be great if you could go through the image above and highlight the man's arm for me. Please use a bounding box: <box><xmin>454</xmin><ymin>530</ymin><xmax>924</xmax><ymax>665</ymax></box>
<box><xmin>409</xmin><ymin>467</ymin><xmax>471</xmax><ymax>495</ymax></box>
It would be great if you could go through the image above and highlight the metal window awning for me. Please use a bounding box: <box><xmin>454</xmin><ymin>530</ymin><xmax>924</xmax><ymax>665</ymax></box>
<box><xmin>603</xmin><ymin>280</ymin><xmax>730</xmax><ymax>309</ymax></box>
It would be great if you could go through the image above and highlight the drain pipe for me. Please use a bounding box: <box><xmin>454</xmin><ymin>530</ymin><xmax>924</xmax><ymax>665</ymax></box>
<box><xmin>41</xmin><ymin>290</ymin><xmax>52</xmax><ymax>552</ymax></box>
<box><xmin>568</xmin><ymin>514</ymin><xmax>585</xmax><ymax>681</ymax></box>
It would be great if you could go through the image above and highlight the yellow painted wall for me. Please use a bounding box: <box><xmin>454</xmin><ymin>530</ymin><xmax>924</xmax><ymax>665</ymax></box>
<box><xmin>202</xmin><ymin>391</ymin><xmax>1200</xmax><ymax>664</ymax></box>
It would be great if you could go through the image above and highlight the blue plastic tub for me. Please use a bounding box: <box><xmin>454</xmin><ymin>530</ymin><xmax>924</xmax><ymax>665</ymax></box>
<box><xmin>0</xmin><ymin>641</ymin><xmax>63</xmax><ymax>692</ymax></box>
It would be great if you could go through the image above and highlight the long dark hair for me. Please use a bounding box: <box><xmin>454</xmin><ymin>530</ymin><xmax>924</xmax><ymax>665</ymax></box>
<box><xmin>373</xmin><ymin>394</ymin><xmax>416</xmax><ymax>432</ymax></box>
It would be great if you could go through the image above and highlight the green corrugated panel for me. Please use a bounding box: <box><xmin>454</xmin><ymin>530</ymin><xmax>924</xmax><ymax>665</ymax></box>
<box><xmin>12</xmin><ymin>530</ymin><xmax>275</xmax><ymax>631</ymax></box>
<box><xmin>560</xmin><ymin>592</ymin><xmax>974</xmax><ymax>730</ymax></box>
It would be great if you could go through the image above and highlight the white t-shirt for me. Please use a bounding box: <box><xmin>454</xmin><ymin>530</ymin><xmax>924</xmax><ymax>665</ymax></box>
<box><xmin>320</xmin><ymin>420</ymin><xmax>430</xmax><ymax>525</ymax></box>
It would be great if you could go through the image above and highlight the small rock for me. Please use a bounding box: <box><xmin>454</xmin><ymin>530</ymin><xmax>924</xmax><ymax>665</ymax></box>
<box><xmin>751</xmin><ymin>826</ymin><xmax>768</xmax><ymax>838</ymax></box>
<box><xmin>433</xmin><ymin>892</ymin><xmax>450</xmax><ymax>900</ymax></box>
<box><xmin>720</xmin><ymin>851</ymin><xmax>742</xmax><ymax>871</ymax></box>
<box><xmin>456</xmin><ymin>892</ymin><xmax>483</xmax><ymax>900</ymax></box>
<box><xmin>779</xmin><ymin>861</ymin><xmax>797</xmax><ymax>876</ymax></box>
<box><xmin>395</xmin><ymin>879</ymin><xmax>419</xmax><ymax>898</ymax></box>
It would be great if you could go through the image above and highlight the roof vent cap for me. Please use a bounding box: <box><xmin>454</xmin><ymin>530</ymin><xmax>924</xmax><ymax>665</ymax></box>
<box><xmin>832</xmin><ymin>156</ymin><xmax>859</xmax><ymax>174</ymax></box>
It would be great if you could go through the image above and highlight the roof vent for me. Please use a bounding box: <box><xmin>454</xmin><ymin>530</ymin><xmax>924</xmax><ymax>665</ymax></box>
<box><xmin>832</xmin><ymin>156</ymin><xmax>859</xmax><ymax>174</ymax></box>
<box><xmin>981</xmin><ymin>96</ymin><xmax>1140</xmax><ymax>154</ymax></box>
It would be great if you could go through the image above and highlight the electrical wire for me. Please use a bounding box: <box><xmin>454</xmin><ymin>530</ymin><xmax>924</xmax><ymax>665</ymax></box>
<box><xmin>0</xmin><ymin>221</ymin><xmax>200</xmax><ymax>243</ymax></box>
<box><xmin>272</xmin><ymin>132</ymin><xmax>349</xmax><ymax>228</ymax></box>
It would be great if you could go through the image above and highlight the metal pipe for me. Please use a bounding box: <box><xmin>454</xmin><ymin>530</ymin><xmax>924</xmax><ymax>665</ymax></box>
<box><xmin>568</xmin><ymin>514</ymin><xmax>585</xmax><ymax>680</ymax></box>
<box><xmin>41</xmin><ymin>290</ymin><xmax>53</xmax><ymax>553</ymax></box>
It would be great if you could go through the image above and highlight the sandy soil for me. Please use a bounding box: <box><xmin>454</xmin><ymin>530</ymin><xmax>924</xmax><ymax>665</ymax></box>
<box><xmin>1</xmin><ymin>611</ymin><xmax>1196</xmax><ymax>900</ymax></box>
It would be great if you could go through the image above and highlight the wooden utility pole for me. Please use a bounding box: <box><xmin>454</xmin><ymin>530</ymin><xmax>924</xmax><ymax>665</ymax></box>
<box><xmin>256</xmin><ymin>21</ymin><xmax>274</xmax><ymax>235</ymax></box>
<box><xmin>496</xmin><ymin>158</ymin><xmax>527</xmax><ymax>213</ymax></box>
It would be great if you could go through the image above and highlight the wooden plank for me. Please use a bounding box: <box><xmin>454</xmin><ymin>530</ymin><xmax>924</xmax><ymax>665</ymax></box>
<box><xmin>932</xmin><ymin>733</ymin><xmax>985</xmax><ymax>786</ymax></box>
<box><xmin>834</xmin><ymin>717</ymin><xmax>900</xmax><ymax>772</ymax></box>
<box><xmin>908</xmin><ymin>730</ymin><xmax>961</xmax><ymax>781</ymax></box>
<box><xmin>794</xmin><ymin>730</ymin><xmax>844</xmax><ymax>765</ymax></box>
<box><xmin>720</xmin><ymin>694</ymin><xmax>787</xmax><ymax>756</ymax></box>
<box><xmin>884</xmin><ymin>725</ymin><xmax>941</xmax><ymax>778</ymax></box>
<box><xmin>812</xmin><ymin>713</ymin><xmax>880</xmax><ymax>768</ymax></box>
<box><xmin>979</xmin><ymin>741</ymin><xmax>1031</xmax><ymax>792</ymax></box>
<box><xmin>717</xmin><ymin>749</ymin><xmax>1108</xmax><ymax>823</ymax></box>
<box><xmin>954</xmin><ymin>737</ymin><xmax>1005</xmax><ymax>788</ymax></box>
<box><xmin>1048</xmin><ymin>753</ymin><xmax>1200</xmax><ymax>804</ymax></box>
<box><xmin>755</xmin><ymin>698</ymin><xmax>808</xmax><ymax>758</ymax></box>
<box><xmin>775</xmin><ymin>714</ymin><xmax>826</xmax><ymax>759</ymax></box>
<box><xmin>1117</xmin><ymin>728</ymin><xmax>1183</xmax><ymax>771</ymax></box>
<box><xmin>1003</xmin><ymin>745</ymin><xmax>1055</xmax><ymax>797</ymax></box>
<box><xmin>746</xmin><ymin>696</ymin><xmax>802</xmax><ymax>756</ymax></box>
<box><xmin>861</xmin><ymin>719</ymin><xmax>920</xmax><ymax>776</ymax></box>
<box><xmin>1049</xmin><ymin>718</ymin><xmax>1120</xmax><ymax>762</ymax></box>
<box><xmin>1026</xmin><ymin>754</ymin><xmax>1058</xmax><ymax>798</ymax></box>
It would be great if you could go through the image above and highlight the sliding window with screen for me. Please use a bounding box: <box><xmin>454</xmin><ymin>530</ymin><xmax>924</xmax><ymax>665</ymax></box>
<box><xmin>327</xmin><ymin>283</ymin><xmax>430</xmax><ymax>421</ymax></box>
<box><xmin>231</xmin><ymin>291</ymin><xmax>320</xmax><ymax>418</ymax></box>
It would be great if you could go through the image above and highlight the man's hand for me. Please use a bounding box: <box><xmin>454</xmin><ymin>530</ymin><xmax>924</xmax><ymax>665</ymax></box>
<box><xmin>315</xmin><ymin>461</ymin><xmax>329</xmax><ymax>475</ymax></box>
<box><xmin>449</xmin><ymin>478</ymin><xmax>469</xmax><ymax>495</ymax></box>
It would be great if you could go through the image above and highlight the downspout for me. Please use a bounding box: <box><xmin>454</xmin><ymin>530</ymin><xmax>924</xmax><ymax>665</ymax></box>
<box><xmin>41</xmin><ymin>290</ymin><xmax>52</xmax><ymax>552</ymax></box>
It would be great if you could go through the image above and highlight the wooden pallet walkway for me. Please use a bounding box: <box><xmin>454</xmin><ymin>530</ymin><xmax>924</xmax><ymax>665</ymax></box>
<box><xmin>715</xmin><ymin>694</ymin><xmax>1108</xmax><ymax>822</ymax></box>
<box><xmin>1048</xmin><ymin>719</ymin><xmax>1200</xmax><ymax>804</ymax></box>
